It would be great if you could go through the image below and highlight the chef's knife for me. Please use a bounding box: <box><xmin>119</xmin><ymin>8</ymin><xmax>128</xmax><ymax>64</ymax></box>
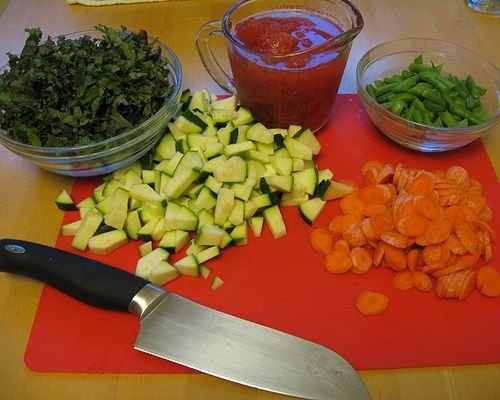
<box><xmin>0</xmin><ymin>238</ymin><xmax>370</xmax><ymax>400</ymax></box>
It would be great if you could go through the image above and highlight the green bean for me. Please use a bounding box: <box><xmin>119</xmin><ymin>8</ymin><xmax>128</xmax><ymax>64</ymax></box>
<box><xmin>389</xmin><ymin>92</ymin><xmax>417</xmax><ymax>103</ymax></box>
<box><xmin>384</xmin><ymin>74</ymin><xmax>404</xmax><ymax>84</ymax></box>
<box><xmin>449</xmin><ymin>103</ymin><xmax>483</xmax><ymax>125</ymax></box>
<box><xmin>408</xmin><ymin>82</ymin><xmax>434</xmax><ymax>97</ymax></box>
<box><xmin>423</xmin><ymin>99</ymin><xmax>447</xmax><ymax>113</ymax></box>
<box><xmin>374</xmin><ymin>82</ymin><xmax>399</xmax><ymax>97</ymax></box>
<box><xmin>465</xmin><ymin>95</ymin><xmax>479</xmax><ymax>110</ymax></box>
<box><xmin>466</xmin><ymin>75</ymin><xmax>487</xmax><ymax>99</ymax></box>
<box><xmin>421</xmin><ymin>88</ymin><xmax>446</xmax><ymax>107</ymax></box>
<box><xmin>401</xmin><ymin>69</ymin><xmax>414</xmax><ymax>79</ymax></box>
<box><xmin>413</xmin><ymin>109</ymin><xmax>424</xmax><ymax>124</ymax></box>
<box><xmin>456</xmin><ymin>119</ymin><xmax>469</xmax><ymax>128</ymax></box>
<box><xmin>414</xmin><ymin>54</ymin><xmax>423</xmax><ymax>64</ymax></box>
<box><xmin>374</xmin><ymin>79</ymin><xmax>385</xmax><ymax>88</ymax></box>
<box><xmin>393</xmin><ymin>75</ymin><xmax>420</xmax><ymax>92</ymax></box>
<box><xmin>366</xmin><ymin>83</ymin><xmax>377</xmax><ymax>98</ymax></box>
<box><xmin>433</xmin><ymin>116</ymin><xmax>443</xmax><ymax>127</ymax></box>
<box><xmin>440</xmin><ymin>111</ymin><xmax>459</xmax><ymax>127</ymax></box>
<box><xmin>419</xmin><ymin>71</ymin><xmax>449</xmax><ymax>92</ymax></box>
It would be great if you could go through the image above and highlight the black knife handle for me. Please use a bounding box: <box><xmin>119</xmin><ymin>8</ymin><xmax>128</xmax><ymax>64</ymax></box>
<box><xmin>0</xmin><ymin>238</ymin><xmax>149</xmax><ymax>312</ymax></box>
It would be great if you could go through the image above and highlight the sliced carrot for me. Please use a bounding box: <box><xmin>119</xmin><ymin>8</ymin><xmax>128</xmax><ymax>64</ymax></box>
<box><xmin>431</xmin><ymin>264</ymin><xmax>465</xmax><ymax>278</ymax></box>
<box><xmin>476</xmin><ymin>266</ymin><xmax>500</xmax><ymax>298</ymax></box>
<box><xmin>361</xmin><ymin>160</ymin><xmax>383</xmax><ymax>176</ymax></box>
<box><xmin>380</xmin><ymin>230</ymin><xmax>408</xmax><ymax>249</ymax></box>
<box><xmin>358</xmin><ymin>184</ymin><xmax>392</xmax><ymax>205</ymax></box>
<box><xmin>458</xmin><ymin>269</ymin><xmax>477</xmax><ymax>300</ymax></box>
<box><xmin>408</xmin><ymin>171</ymin><xmax>436</xmax><ymax>196</ymax></box>
<box><xmin>455</xmin><ymin>219</ymin><xmax>479</xmax><ymax>254</ymax></box>
<box><xmin>413</xmin><ymin>195</ymin><xmax>444</xmax><ymax>221</ymax></box>
<box><xmin>333</xmin><ymin>239</ymin><xmax>350</xmax><ymax>255</ymax></box>
<box><xmin>438</xmin><ymin>241</ymin><xmax>451</xmax><ymax>264</ymax></box>
<box><xmin>412</xmin><ymin>271</ymin><xmax>433</xmax><ymax>292</ymax></box>
<box><xmin>342</xmin><ymin>223</ymin><xmax>367</xmax><ymax>247</ymax></box>
<box><xmin>363</xmin><ymin>167</ymin><xmax>379</xmax><ymax>186</ymax></box>
<box><xmin>367</xmin><ymin>214</ymin><xmax>394</xmax><ymax>240</ymax></box>
<box><xmin>436</xmin><ymin>269</ymin><xmax>476</xmax><ymax>300</ymax></box>
<box><xmin>328</xmin><ymin>214</ymin><xmax>343</xmax><ymax>235</ymax></box>
<box><xmin>383</xmin><ymin>243</ymin><xmax>407</xmax><ymax>271</ymax></box>
<box><xmin>373</xmin><ymin>241</ymin><xmax>385</xmax><ymax>266</ymax></box>
<box><xmin>446</xmin><ymin>165</ymin><xmax>470</xmax><ymax>187</ymax></box>
<box><xmin>341</xmin><ymin>213</ymin><xmax>363</xmax><ymax>232</ymax></box>
<box><xmin>309</xmin><ymin>228</ymin><xmax>334</xmax><ymax>255</ymax></box>
<box><xmin>422</xmin><ymin>244</ymin><xmax>442</xmax><ymax>265</ymax></box>
<box><xmin>393</xmin><ymin>270</ymin><xmax>414</xmax><ymax>290</ymax></box>
<box><xmin>445</xmin><ymin>205</ymin><xmax>465</xmax><ymax>228</ymax></box>
<box><xmin>396</xmin><ymin>214</ymin><xmax>428</xmax><ymax>237</ymax></box>
<box><xmin>472</xmin><ymin>219</ymin><xmax>496</xmax><ymax>242</ymax></box>
<box><xmin>477</xmin><ymin>206</ymin><xmax>493</xmax><ymax>222</ymax></box>
<box><xmin>325</xmin><ymin>250</ymin><xmax>353</xmax><ymax>274</ymax></box>
<box><xmin>466</xmin><ymin>192</ymin><xmax>487</xmax><ymax>215</ymax></box>
<box><xmin>455</xmin><ymin>251</ymin><xmax>481</xmax><ymax>269</ymax></box>
<box><xmin>356</xmin><ymin>290</ymin><xmax>389</xmax><ymax>315</ymax></box>
<box><xmin>483</xmin><ymin>231</ymin><xmax>492</xmax><ymax>263</ymax></box>
<box><xmin>377</xmin><ymin>164</ymin><xmax>395</xmax><ymax>184</ymax></box>
<box><xmin>424</xmin><ymin>219</ymin><xmax>452</xmax><ymax>244</ymax></box>
<box><xmin>339</xmin><ymin>194</ymin><xmax>364</xmax><ymax>216</ymax></box>
<box><xmin>421</xmin><ymin>262</ymin><xmax>446</xmax><ymax>275</ymax></box>
<box><xmin>350</xmin><ymin>246</ymin><xmax>373</xmax><ymax>274</ymax></box>
<box><xmin>406</xmin><ymin>248</ymin><xmax>421</xmax><ymax>273</ymax></box>
<box><xmin>361</xmin><ymin>203</ymin><xmax>388</xmax><ymax>217</ymax></box>
<box><xmin>445</xmin><ymin>233</ymin><xmax>468</xmax><ymax>255</ymax></box>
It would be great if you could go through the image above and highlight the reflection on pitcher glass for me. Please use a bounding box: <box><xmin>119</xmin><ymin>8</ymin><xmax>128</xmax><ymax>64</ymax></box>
<box><xmin>196</xmin><ymin>0</ymin><xmax>363</xmax><ymax>132</ymax></box>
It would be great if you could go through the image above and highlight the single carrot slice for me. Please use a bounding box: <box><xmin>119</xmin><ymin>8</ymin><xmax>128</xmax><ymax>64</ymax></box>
<box><xmin>446</xmin><ymin>165</ymin><xmax>470</xmax><ymax>187</ymax></box>
<box><xmin>397</xmin><ymin>214</ymin><xmax>428</xmax><ymax>237</ymax></box>
<box><xmin>458</xmin><ymin>269</ymin><xmax>477</xmax><ymax>300</ymax></box>
<box><xmin>422</xmin><ymin>244</ymin><xmax>442</xmax><ymax>265</ymax></box>
<box><xmin>350</xmin><ymin>246</ymin><xmax>373</xmax><ymax>274</ymax></box>
<box><xmin>380</xmin><ymin>230</ymin><xmax>408</xmax><ymax>249</ymax></box>
<box><xmin>309</xmin><ymin>228</ymin><xmax>334</xmax><ymax>255</ymax></box>
<box><xmin>476</xmin><ymin>266</ymin><xmax>500</xmax><ymax>298</ymax></box>
<box><xmin>325</xmin><ymin>250</ymin><xmax>353</xmax><ymax>274</ymax></box>
<box><xmin>477</xmin><ymin>206</ymin><xmax>493</xmax><ymax>222</ymax></box>
<box><xmin>356</xmin><ymin>290</ymin><xmax>389</xmax><ymax>315</ymax></box>
<box><xmin>455</xmin><ymin>251</ymin><xmax>481</xmax><ymax>269</ymax></box>
<box><xmin>438</xmin><ymin>241</ymin><xmax>451</xmax><ymax>264</ymax></box>
<box><xmin>466</xmin><ymin>192</ymin><xmax>487</xmax><ymax>215</ymax></box>
<box><xmin>421</xmin><ymin>262</ymin><xmax>446</xmax><ymax>274</ymax></box>
<box><xmin>445</xmin><ymin>233</ymin><xmax>468</xmax><ymax>255</ymax></box>
<box><xmin>393</xmin><ymin>270</ymin><xmax>414</xmax><ymax>290</ymax></box>
<box><xmin>368</xmin><ymin>214</ymin><xmax>394</xmax><ymax>240</ymax></box>
<box><xmin>377</xmin><ymin>164</ymin><xmax>395</xmax><ymax>184</ymax></box>
<box><xmin>431</xmin><ymin>264</ymin><xmax>465</xmax><ymax>278</ymax></box>
<box><xmin>361</xmin><ymin>203</ymin><xmax>388</xmax><ymax>217</ymax></box>
<box><xmin>406</xmin><ymin>248</ymin><xmax>421</xmax><ymax>273</ymax></box>
<box><xmin>455</xmin><ymin>219</ymin><xmax>479</xmax><ymax>254</ymax></box>
<box><xmin>339</xmin><ymin>194</ymin><xmax>364</xmax><ymax>215</ymax></box>
<box><xmin>373</xmin><ymin>241</ymin><xmax>385</xmax><ymax>266</ymax></box>
<box><xmin>445</xmin><ymin>205</ymin><xmax>465</xmax><ymax>228</ymax></box>
<box><xmin>412</xmin><ymin>272</ymin><xmax>433</xmax><ymax>292</ymax></box>
<box><xmin>408</xmin><ymin>171</ymin><xmax>436</xmax><ymax>196</ymax></box>
<box><xmin>413</xmin><ymin>195</ymin><xmax>444</xmax><ymax>221</ymax></box>
<box><xmin>328</xmin><ymin>214</ymin><xmax>343</xmax><ymax>235</ymax></box>
<box><xmin>363</xmin><ymin>167</ymin><xmax>379</xmax><ymax>186</ymax></box>
<box><xmin>483</xmin><ymin>230</ymin><xmax>492</xmax><ymax>263</ymax></box>
<box><xmin>343</xmin><ymin>223</ymin><xmax>367</xmax><ymax>247</ymax></box>
<box><xmin>358</xmin><ymin>184</ymin><xmax>392</xmax><ymax>205</ymax></box>
<box><xmin>361</xmin><ymin>160</ymin><xmax>383</xmax><ymax>176</ymax></box>
<box><xmin>383</xmin><ymin>243</ymin><xmax>407</xmax><ymax>271</ymax></box>
<box><xmin>333</xmin><ymin>239</ymin><xmax>350</xmax><ymax>255</ymax></box>
<box><xmin>472</xmin><ymin>219</ymin><xmax>496</xmax><ymax>242</ymax></box>
<box><xmin>341</xmin><ymin>213</ymin><xmax>363</xmax><ymax>232</ymax></box>
<box><xmin>424</xmin><ymin>220</ymin><xmax>452</xmax><ymax>244</ymax></box>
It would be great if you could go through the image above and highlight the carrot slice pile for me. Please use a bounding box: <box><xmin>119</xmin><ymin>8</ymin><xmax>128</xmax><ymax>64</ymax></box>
<box><xmin>310</xmin><ymin>161</ymin><xmax>498</xmax><ymax>315</ymax></box>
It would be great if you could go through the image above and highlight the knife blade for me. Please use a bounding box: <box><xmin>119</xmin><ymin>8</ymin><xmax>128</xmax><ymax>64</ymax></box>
<box><xmin>0</xmin><ymin>238</ymin><xmax>370</xmax><ymax>400</ymax></box>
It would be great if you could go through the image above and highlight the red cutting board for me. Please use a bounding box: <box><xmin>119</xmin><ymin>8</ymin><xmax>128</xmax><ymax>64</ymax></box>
<box><xmin>25</xmin><ymin>95</ymin><xmax>500</xmax><ymax>373</ymax></box>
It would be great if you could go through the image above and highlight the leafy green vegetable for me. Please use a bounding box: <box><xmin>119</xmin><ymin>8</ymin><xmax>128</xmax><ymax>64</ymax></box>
<box><xmin>0</xmin><ymin>25</ymin><xmax>174</xmax><ymax>147</ymax></box>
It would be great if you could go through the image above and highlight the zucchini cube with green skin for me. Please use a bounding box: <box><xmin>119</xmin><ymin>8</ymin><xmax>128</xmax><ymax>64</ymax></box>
<box><xmin>162</xmin><ymin>168</ymin><xmax>199</xmax><ymax>199</ymax></box>
<box><xmin>71</xmin><ymin>209</ymin><xmax>103</xmax><ymax>251</ymax></box>
<box><xmin>148</xmin><ymin>260</ymin><xmax>180</xmax><ymax>286</ymax></box>
<box><xmin>124</xmin><ymin>209</ymin><xmax>142</xmax><ymax>240</ymax></box>
<box><xmin>213</xmin><ymin>156</ymin><xmax>247</xmax><ymax>183</ymax></box>
<box><xmin>214</xmin><ymin>187</ymin><xmax>235</xmax><ymax>226</ymax></box>
<box><xmin>130</xmin><ymin>184</ymin><xmax>165</xmax><ymax>205</ymax></box>
<box><xmin>249</xmin><ymin>216</ymin><xmax>264</xmax><ymax>237</ymax></box>
<box><xmin>246</xmin><ymin>122</ymin><xmax>274</xmax><ymax>144</ymax></box>
<box><xmin>283</xmin><ymin>136</ymin><xmax>313</xmax><ymax>160</ymax></box>
<box><xmin>55</xmin><ymin>189</ymin><xmax>78</xmax><ymax>211</ymax></box>
<box><xmin>291</xmin><ymin>127</ymin><xmax>321</xmax><ymax>155</ymax></box>
<box><xmin>321</xmin><ymin>180</ymin><xmax>355</xmax><ymax>201</ymax></box>
<box><xmin>262</xmin><ymin>205</ymin><xmax>287</xmax><ymax>239</ymax></box>
<box><xmin>299</xmin><ymin>197</ymin><xmax>326</xmax><ymax>226</ymax></box>
<box><xmin>173</xmin><ymin>254</ymin><xmax>200</xmax><ymax>277</ymax></box>
<box><xmin>88</xmin><ymin>230</ymin><xmax>128</xmax><ymax>255</ymax></box>
<box><xmin>136</xmin><ymin>247</ymin><xmax>170</xmax><ymax>280</ymax></box>
<box><xmin>164</xmin><ymin>202</ymin><xmax>198</xmax><ymax>231</ymax></box>
<box><xmin>104</xmin><ymin>187</ymin><xmax>130</xmax><ymax>230</ymax></box>
<box><xmin>195</xmin><ymin>224</ymin><xmax>228</xmax><ymax>246</ymax></box>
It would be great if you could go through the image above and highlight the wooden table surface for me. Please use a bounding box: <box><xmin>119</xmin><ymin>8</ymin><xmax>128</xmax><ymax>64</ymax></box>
<box><xmin>0</xmin><ymin>1</ymin><xmax>499</xmax><ymax>399</ymax></box>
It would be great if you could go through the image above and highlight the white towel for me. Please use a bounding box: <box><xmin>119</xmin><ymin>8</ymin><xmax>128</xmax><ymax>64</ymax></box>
<box><xmin>67</xmin><ymin>0</ymin><xmax>175</xmax><ymax>5</ymax></box>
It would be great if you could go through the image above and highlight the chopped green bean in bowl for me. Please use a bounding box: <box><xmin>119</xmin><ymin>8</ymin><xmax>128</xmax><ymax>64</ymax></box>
<box><xmin>356</xmin><ymin>38</ymin><xmax>500</xmax><ymax>152</ymax></box>
<box><xmin>0</xmin><ymin>26</ymin><xmax>183</xmax><ymax>176</ymax></box>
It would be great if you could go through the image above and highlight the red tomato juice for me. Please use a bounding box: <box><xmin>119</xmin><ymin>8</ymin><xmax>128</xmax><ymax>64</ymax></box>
<box><xmin>229</xmin><ymin>11</ymin><xmax>349</xmax><ymax>131</ymax></box>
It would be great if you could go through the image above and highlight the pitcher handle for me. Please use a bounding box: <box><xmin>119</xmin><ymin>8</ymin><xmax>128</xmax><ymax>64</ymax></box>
<box><xmin>195</xmin><ymin>20</ymin><xmax>236</xmax><ymax>94</ymax></box>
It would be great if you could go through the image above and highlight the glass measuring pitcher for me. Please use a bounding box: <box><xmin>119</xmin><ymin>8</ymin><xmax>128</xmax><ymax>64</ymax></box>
<box><xmin>195</xmin><ymin>0</ymin><xmax>363</xmax><ymax>131</ymax></box>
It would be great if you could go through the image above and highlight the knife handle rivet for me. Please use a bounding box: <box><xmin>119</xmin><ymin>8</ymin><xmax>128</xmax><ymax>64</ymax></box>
<box><xmin>4</xmin><ymin>244</ymin><xmax>26</xmax><ymax>254</ymax></box>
